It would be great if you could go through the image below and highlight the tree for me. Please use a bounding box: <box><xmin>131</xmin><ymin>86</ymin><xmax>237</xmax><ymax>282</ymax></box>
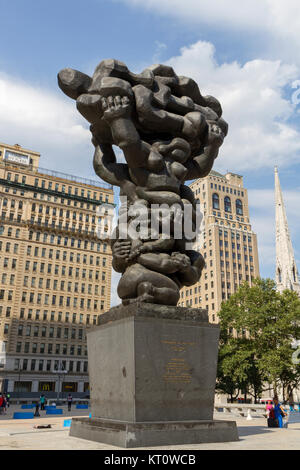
<box><xmin>217</xmin><ymin>278</ymin><xmax>300</xmax><ymax>402</ymax></box>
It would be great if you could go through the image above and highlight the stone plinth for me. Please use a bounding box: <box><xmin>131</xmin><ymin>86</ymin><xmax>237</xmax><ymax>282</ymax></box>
<box><xmin>70</xmin><ymin>303</ymin><xmax>238</xmax><ymax>447</ymax></box>
<box><xmin>70</xmin><ymin>418</ymin><xmax>238</xmax><ymax>448</ymax></box>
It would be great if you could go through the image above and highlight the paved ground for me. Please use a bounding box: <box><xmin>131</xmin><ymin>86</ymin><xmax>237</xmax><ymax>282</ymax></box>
<box><xmin>0</xmin><ymin>405</ymin><xmax>300</xmax><ymax>450</ymax></box>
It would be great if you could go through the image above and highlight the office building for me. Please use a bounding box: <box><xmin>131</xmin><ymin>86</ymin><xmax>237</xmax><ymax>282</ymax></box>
<box><xmin>178</xmin><ymin>171</ymin><xmax>260</xmax><ymax>323</ymax></box>
<box><xmin>0</xmin><ymin>142</ymin><xmax>114</xmax><ymax>397</ymax></box>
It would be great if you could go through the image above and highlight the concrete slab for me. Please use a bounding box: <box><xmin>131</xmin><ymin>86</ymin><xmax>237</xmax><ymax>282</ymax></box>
<box><xmin>70</xmin><ymin>417</ymin><xmax>238</xmax><ymax>448</ymax></box>
<box><xmin>0</xmin><ymin>413</ymin><xmax>299</xmax><ymax>450</ymax></box>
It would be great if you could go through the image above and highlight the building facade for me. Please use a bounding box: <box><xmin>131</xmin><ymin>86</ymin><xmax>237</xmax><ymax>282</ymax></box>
<box><xmin>178</xmin><ymin>171</ymin><xmax>260</xmax><ymax>323</ymax></box>
<box><xmin>275</xmin><ymin>167</ymin><xmax>300</xmax><ymax>295</ymax></box>
<box><xmin>0</xmin><ymin>142</ymin><xmax>114</xmax><ymax>397</ymax></box>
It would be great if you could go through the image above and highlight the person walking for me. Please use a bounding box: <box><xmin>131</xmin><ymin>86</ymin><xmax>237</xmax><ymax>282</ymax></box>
<box><xmin>67</xmin><ymin>393</ymin><xmax>73</xmax><ymax>412</ymax></box>
<box><xmin>34</xmin><ymin>401</ymin><xmax>40</xmax><ymax>417</ymax></box>
<box><xmin>2</xmin><ymin>394</ymin><xmax>7</xmax><ymax>414</ymax></box>
<box><xmin>266</xmin><ymin>400</ymin><xmax>273</xmax><ymax>416</ymax></box>
<box><xmin>0</xmin><ymin>394</ymin><xmax>3</xmax><ymax>415</ymax></box>
<box><xmin>6</xmin><ymin>393</ymin><xmax>10</xmax><ymax>408</ymax></box>
<box><xmin>40</xmin><ymin>394</ymin><xmax>46</xmax><ymax>411</ymax></box>
<box><xmin>273</xmin><ymin>397</ymin><xmax>287</xmax><ymax>428</ymax></box>
<box><xmin>288</xmin><ymin>394</ymin><xmax>295</xmax><ymax>412</ymax></box>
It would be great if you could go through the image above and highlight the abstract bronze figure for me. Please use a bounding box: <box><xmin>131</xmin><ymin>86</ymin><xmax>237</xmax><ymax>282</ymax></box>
<box><xmin>58</xmin><ymin>60</ymin><xmax>227</xmax><ymax>306</ymax></box>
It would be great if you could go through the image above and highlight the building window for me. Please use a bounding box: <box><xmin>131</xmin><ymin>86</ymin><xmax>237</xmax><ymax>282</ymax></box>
<box><xmin>224</xmin><ymin>196</ymin><xmax>231</xmax><ymax>213</ymax></box>
<box><xmin>212</xmin><ymin>193</ymin><xmax>219</xmax><ymax>210</ymax></box>
<box><xmin>236</xmin><ymin>199</ymin><xmax>243</xmax><ymax>215</ymax></box>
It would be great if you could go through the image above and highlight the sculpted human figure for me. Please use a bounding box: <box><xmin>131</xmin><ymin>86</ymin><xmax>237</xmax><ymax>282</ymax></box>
<box><xmin>58</xmin><ymin>59</ymin><xmax>227</xmax><ymax>306</ymax></box>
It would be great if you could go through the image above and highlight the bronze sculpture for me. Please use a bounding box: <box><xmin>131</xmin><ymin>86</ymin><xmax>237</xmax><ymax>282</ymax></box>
<box><xmin>58</xmin><ymin>59</ymin><xmax>227</xmax><ymax>306</ymax></box>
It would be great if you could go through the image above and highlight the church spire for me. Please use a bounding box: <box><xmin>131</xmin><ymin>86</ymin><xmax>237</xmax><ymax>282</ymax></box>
<box><xmin>275</xmin><ymin>167</ymin><xmax>300</xmax><ymax>294</ymax></box>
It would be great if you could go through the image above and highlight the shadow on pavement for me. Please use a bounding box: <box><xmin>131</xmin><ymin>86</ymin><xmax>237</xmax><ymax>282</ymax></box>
<box><xmin>237</xmin><ymin>426</ymin><xmax>275</xmax><ymax>437</ymax></box>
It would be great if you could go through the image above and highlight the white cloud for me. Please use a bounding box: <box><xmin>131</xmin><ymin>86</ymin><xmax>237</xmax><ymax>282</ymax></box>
<box><xmin>110</xmin><ymin>271</ymin><xmax>122</xmax><ymax>306</ymax></box>
<box><xmin>248</xmin><ymin>188</ymin><xmax>300</xmax><ymax>278</ymax></box>
<box><xmin>118</xmin><ymin>0</ymin><xmax>268</xmax><ymax>29</ymax></box>
<box><xmin>164</xmin><ymin>41</ymin><xmax>300</xmax><ymax>172</ymax></box>
<box><xmin>118</xmin><ymin>0</ymin><xmax>300</xmax><ymax>63</ymax></box>
<box><xmin>0</xmin><ymin>71</ymin><xmax>94</xmax><ymax>177</ymax></box>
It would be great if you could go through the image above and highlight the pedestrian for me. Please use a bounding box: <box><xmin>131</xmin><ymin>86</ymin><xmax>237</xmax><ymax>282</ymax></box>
<box><xmin>266</xmin><ymin>400</ymin><xmax>273</xmax><ymax>417</ymax></box>
<box><xmin>288</xmin><ymin>394</ymin><xmax>295</xmax><ymax>412</ymax></box>
<box><xmin>2</xmin><ymin>394</ymin><xmax>7</xmax><ymax>414</ymax></box>
<box><xmin>0</xmin><ymin>394</ymin><xmax>3</xmax><ymax>415</ymax></box>
<box><xmin>34</xmin><ymin>402</ymin><xmax>40</xmax><ymax>417</ymax></box>
<box><xmin>1</xmin><ymin>395</ymin><xmax>6</xmax><ymax>415</ymax></box>
<box><xmin>40</xmin><ymin>394</ymin><xmax>46</xmax><ymax>410</ymax></box>
<box><xmin>273</xmin><ymin>397</ymin><xmax>287</xmax><ymax>428</ymax></box>
<box><xmin>67</xmin><ymin>393</ymin><xmax>73</xmax><ymax>412</ymax></box>
<box><xmin>6</xmin><ymin>393</ymin><xmax>10</xmax><ymax>408</ymax></box>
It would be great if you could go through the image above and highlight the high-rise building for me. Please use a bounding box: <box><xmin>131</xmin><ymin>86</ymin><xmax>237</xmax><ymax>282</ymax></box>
<box><xmin>275</xmin><ymin>167</ymin><xmax>300</xmax><ymax>295</ymax></box>
<box><xmin>0</xmin><ymin>142</ymin><xmax>114</xmax><ymax>397</ymax></box>
<box><xmin>178</xmin><ymin>170</ymin><xmax>260</xmax><ymax>323</ymax></box>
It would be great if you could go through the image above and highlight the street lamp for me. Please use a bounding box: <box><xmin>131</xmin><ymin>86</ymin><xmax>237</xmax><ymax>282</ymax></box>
<box><xmin>13</xmin><ymin>362</ymin><xmax>22</xmax><ymax>402</ymax></box>
<box><xmin>52</xmin><ymin>360</ymin><xmax>68</xmax><ymax>405</ymax></box>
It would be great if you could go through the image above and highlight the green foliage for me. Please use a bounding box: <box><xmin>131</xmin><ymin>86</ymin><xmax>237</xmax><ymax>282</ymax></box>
<box><xmin>217</xmin><ymin>278</ymin><xmax>300</xmax><ymax>401</ymax></box>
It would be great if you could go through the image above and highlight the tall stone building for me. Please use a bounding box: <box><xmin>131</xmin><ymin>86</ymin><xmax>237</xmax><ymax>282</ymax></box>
<box><xmin>275</xmin><ymin>167</ymin><xmax>300</xmax><ymax>295</ymax></box>
<box><xmin>0</xmin><ymin>142</ymin><xmax>114</xmax><ymax>397</ymax></box>
<box><xmin>178</xmin><ymin>171</ymin><xmax>260</xmax><ymax>323</ymax></box>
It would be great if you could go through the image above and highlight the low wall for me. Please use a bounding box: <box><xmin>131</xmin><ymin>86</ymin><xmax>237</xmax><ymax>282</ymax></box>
<box><xmin>214</xmin><ymin>403</ymin><xmax>290</xmax><ymax>417</ymax></box>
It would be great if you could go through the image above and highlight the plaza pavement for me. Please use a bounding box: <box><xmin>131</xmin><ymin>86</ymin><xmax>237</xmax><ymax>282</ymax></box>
<box><xmin>0</xmin><ymin>405</ymin><xmax>300</xmax><ymax>450</ymax></box>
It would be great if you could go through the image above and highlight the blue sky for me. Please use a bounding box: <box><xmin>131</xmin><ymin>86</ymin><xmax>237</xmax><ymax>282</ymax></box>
<box><xmin>1</xmin><ymin>0</ymin><xmax>300</xmax><ymax>289</ymax></box>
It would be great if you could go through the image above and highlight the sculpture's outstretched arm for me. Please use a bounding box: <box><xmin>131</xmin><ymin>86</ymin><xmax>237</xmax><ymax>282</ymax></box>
<box><xmin>176</xmin><ymin>251</ymin><xmax>205</xmax><ymax>287</ymax></box>
<box><xmin>111</xmin><ymin>239</ymin><xmax>132</xmax><ymax>273</ymax></box>
<box><xmin>137</xmin><ymin>252</ymin><xmax>190</xmax><ymax>275</ymax></box>
<box><xmin>93</xmin><ymin>143</ymin><xmax>138</xmax><ymax>202</ymax></box>
<box><xmin>184</xmin><ymin>121</ymin><xmax>225</xmax><ymax>180</ymax></box>
<box><xmin>101</xmin><ymin>96</ymin><xmax>150</xmax><ymax>169</ymax></box>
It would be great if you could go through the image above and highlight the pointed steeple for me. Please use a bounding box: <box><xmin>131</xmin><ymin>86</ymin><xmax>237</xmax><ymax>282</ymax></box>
<box><xmin>275</xmin><ymin>166</ymin><xmax>300</xmax><ymax>294</ymax></box>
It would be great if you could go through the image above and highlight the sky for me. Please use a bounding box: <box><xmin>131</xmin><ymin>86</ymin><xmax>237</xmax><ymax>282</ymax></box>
<box><xmin>1</xmin><ymin>0</ymin><xmax>300</xmax><ymax>304</ymax></box>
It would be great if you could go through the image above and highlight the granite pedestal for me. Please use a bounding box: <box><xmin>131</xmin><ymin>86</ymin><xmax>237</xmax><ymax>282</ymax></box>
<box><xmin>70</xmin><ymin>303</ymin><xmax>238</xmax><ymax>447</ymax></box>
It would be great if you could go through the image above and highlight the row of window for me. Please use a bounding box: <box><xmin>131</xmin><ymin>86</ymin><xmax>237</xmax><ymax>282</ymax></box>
<box><xmin>20</xmin><ymin>292</ymin><xmax>105</xmax><ymax>310</ymax></box>
<box><xmin>14</xmin><ymin>358</ymin><xmax>88</xmax><ymax>374</ymax></box>
<box><xmin>23</xmin><ymin>260</ymin><xmax>107</xmax><ymax>280</ymax></box>
<box><xmin>0</xmin><ymin>241</ymin><xmax>19</xmax><ymax>253</ymax></box>
<box><xmin>5</xmin><ymin>171</ymin><xmax>109</xmax><ymax>202</ymax></box>
<box><xmin>210</xmin><ymin>183</ymin><xmax>244</xmax><ymax>197</ymax></box>
<box><xmin>21</xmin><ymin>278</ymin><xmax>105</xmax><ymax>295</ymax></box>
<box><xmin>31</xmin><ymin>207</ymin><xmax>101</xmax><ymax>223</ymax></box>
<box><xmin>219</xmin><ymin>230</ymin><xmax>252</xmax><ymax>242</ymax></box>
<box><xmin>219</xmin><ymin>241</ymin><xmax>253</xmax><ymax>251</ymax></box>
<box><xmin>15</xmin><ymin>341</ymin><xmax>87</xmax><ymax>356</ymax></box>
<box><xmin>0</xmin><ymin>225</ymin><xmax>110</xmax><ymax>252</ymax></box>
<box><xmin>220</xmin><ymin>262</ymin><xmax>254</xmax><ymax>272</ymax></box>
<box><xmin>17</xmin><ymin>324</ymin><xmax>85</xmax><ymax>340</ymax></box>
<box><xmin>0</xmin><ymin>306</ymin><xmax>100</xmax><ymax>325</ymax></box>
<box><xmin>19</xmin><ymin>308</ymin><xmax>99</xmax><ymax>324</ymax></box>
<box><xmin>28</xmin><ymin>231</ymin><xmax>108</xmax><ymax>251</ymax></box>
<box><xmin>32</xmin><ymin>191</ymin><xmax>106</xmax><ymax>207</ymax></box>
<box><xmin>2</xmin><ymin>198</ymin><xmax>23</xmax><ymax>210</ymax></box>
<box><xmin>26</xmin><ymin>246</ymin><xmax>107</xmax><ymax>263</ymax></box>
<box><xmin>3</xmin><ymin>323</ymin><xmax>85</xmax><ymax>341</ymax></box>
<box><xmin>2</xmin><ymin>186</ymin><xmax>110</xmax><ymax>211</ymax></box>
<box><xmin>220</xmin><ymin>251</ymin><xmax>254</xmax><ymax>262</ymax></box>
<box><xmin>212</xmin><ymin>194</ymin><xmax>243</xmax><ymax>214</ymax></box>
<box><xmin>179</xmin><ymin>299</ymin><xmax>216</xmax><ymax>312</ymax></box>
<box><xmin>32</xmin><ymin>177</ymin><xmax>107</xmax><ymax>201</ymax></box>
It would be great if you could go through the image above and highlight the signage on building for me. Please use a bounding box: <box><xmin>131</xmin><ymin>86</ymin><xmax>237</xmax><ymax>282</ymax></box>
<box><xmin>38</xmin><ymin>382</ymin><xmax>55</xmax><ymax>392</ymax></box>
<box><xmin>4</xmin><ymin>149</ymin><xmax>30</xmax><ymax>166</ymax></box>
<box><xmin>62</xmin><ymin>382</ymin><xmax>77</xmax><ymax>392</ymax></box>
